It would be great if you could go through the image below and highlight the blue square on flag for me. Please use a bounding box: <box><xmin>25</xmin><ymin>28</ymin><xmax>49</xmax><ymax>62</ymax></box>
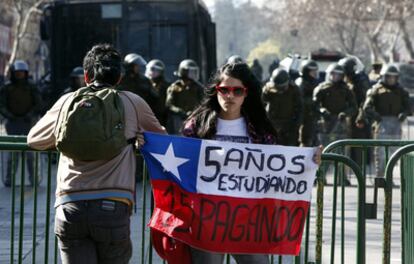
<box><xmin>141</xmin><ymin>132</ymin><xmax>201</xmax><ymax>193</ymax></box>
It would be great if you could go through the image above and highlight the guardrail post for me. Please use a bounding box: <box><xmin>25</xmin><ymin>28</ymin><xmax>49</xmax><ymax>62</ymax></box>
<box><xmin>382</xmin><ymin>144</ymin><xmax>414</xmax><ymax>264</ymax></box>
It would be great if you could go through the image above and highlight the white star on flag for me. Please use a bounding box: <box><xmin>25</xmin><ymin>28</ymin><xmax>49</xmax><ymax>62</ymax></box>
<box><xmin>150</xmin><ymin>143</ymin><xmax>189</xmax><ymax>181</ymax></box>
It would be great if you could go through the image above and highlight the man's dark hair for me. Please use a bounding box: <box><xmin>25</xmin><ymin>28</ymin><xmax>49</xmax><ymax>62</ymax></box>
<box><xmin>83</xmin><ymin>44</ymin><xmax>121</xmax><ymax>85</ymax></box>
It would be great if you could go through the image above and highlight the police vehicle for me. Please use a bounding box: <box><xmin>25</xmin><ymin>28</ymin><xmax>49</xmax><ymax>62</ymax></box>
<box><xmin>40</xmin><ymin>0</ymin><xmax>217</xmax><ymax>99</ymax></box>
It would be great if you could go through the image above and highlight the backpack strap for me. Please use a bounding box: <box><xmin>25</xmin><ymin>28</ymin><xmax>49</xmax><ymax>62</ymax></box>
<box><xmin>53</xmin><ymin>93</ymin><xmax>76</xmax><ymax>136</ymax></box>
<box><xmin>121</xmin><ymin>91</ymin><xmax>140</xmax><ymax>147</ymax></box>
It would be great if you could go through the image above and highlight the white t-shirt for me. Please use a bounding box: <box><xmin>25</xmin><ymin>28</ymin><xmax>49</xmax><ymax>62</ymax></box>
<box><xmin>214</xmin><ymin>117</ymin><xmax>250</xmax><ymax>143</ymax></box>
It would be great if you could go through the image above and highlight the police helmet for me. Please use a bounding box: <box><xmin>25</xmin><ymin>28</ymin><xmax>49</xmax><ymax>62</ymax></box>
<box><xmin>176</xmin><ymin>59</ymin><xmax>199</xmax><ymax>81</ymax></box>
<box><xmin>338</xmin><ymin>57</ymin><xmax>357</xmax><ymax>76</ymax></box>
<box><xmin>380</xmin><ymin>64</ymin><xmax>399</xmax><ymax>77</ymax></box>
<box><xmin>326</xmin><ymin>63</ymin><xmax>345</xmax><ymax>82</ymax></box>
<box><xmin>270</xmin><ymin>68</ymin><xmax>290</xmax><ymax>87</ymax></box>
<box><xmin>145</xmin><ymin>59</ymin><xmax>165</xmax><ymax>79</ymax></box>
<box><xmin>380</xmin><ymin>64</ymin><xmax>399</xmax><ymax>87</ymax></box>
<box><xmin>70</xmin><ymin>66</ymin><xmax>84</xmax><ymax>77</ymax></box>
<box><xmin>299</xmin><ymin>59</ymin><xmax>318</xmax><ymax>78</ymax></box>
<box><xmin>124</xmin><ymin>53</ymin><xmax>147</xmax><ymax>67</ymax></box>
<box><xmin>11</xmin><ymin>60</ymin><xmax>29</xmax><ymax>72</ymax></box>
<box><xmin>227</xmin><ymin>55</ymin><xmax>245</xmax><ymax>64</ymax></box>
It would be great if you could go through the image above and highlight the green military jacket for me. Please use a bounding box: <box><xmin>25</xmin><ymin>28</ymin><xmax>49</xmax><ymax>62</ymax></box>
<box><xmin>0</xmin><ymin>81</ymin><xmax>40</xmax><ymax>119</ymax></box>
<box><xmin>345</xmin><ymin>72</ymin><xmax>371</xmax><ymax>107</ymax></box>
<box><xmin>363</xmin><ymin>82</ymin><xmax>411</xmax><ymax>121</ymax></box>
<box><xmin>165</xmin><ymin>79</ymin><xmax>204</xmax><ymax>116</ymax></box>
<box><xmin>118</xmin><ymin>73</ymin><xmax>157</xmax><ymax>108</ymax></box>
<box><xmin>262</xmin><ymin>82</ymin><xmax>303</xmax><ymax>126</ymax></box>
<box><xmin>150</xmin><ymin>78</ymin><xmax>170</xmax><ymax>125</ymax></box>
<box><xmin>313</xmin><ymin>81</ymin><xmax>357</xmax><ymax>118</ymax></box>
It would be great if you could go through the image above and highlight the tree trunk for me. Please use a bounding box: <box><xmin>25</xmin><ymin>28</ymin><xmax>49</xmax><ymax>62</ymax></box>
<box><xmin>399</xmin><ymin>18</ymin><xmax>414</xmax><ymax>60</ymax></box>
<box><xmin>5</xmin><ymin>13</ymin><xmax>22</xmax><ymax>76</ymax></box>
<box><xmin>4</xmin><ymin>0</ymin><xmax>47</xmax><ymax>76</ymax></box>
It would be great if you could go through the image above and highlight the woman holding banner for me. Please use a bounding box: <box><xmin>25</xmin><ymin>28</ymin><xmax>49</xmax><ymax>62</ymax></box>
<box><xmin>181</xmin><ymin>62</ymin><xmax>278</xmax><ymax>264</ymax></box>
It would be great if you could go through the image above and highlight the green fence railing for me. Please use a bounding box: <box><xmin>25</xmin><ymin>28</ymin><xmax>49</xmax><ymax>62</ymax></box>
<box><xmin>383</xmin><ymin>144</ymin><xmax>414</xmax><ymax>264</ymax></box>
<box><xmin>0</xmin><ymin>138</ymin><xmax>377</xmax><ymax>264</ymax></box>
<box><xmin>323</xmin><ymin>139</ymin><xmax>414</xmax><ymax>264</ymax></box>
<box><xmin>0</xmin><ymin>142</ymin><xmax>57</xmax><ymax>264</ymax></box>
<box><xmin>401</xmin><ymin>151</ymin><xmax>414</xmax><ymax>264</ymax></box>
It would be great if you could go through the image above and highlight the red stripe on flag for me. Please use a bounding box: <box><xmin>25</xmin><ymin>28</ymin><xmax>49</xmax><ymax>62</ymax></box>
<box><xmin>149</xmin><ymin>180</ymin><xmax>310</xmax><ymax>255</ymax></box>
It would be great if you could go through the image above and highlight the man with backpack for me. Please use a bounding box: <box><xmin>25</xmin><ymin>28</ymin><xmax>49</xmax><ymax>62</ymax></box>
<box><xmin>27</xmin><ymin>44</ymin><xmax>165</xmax><ymax>264</ymax></box>
<box><xmin>0</xmin><ymin>60</ymin><xmax>40</xmax><ymax>187</ymax></box>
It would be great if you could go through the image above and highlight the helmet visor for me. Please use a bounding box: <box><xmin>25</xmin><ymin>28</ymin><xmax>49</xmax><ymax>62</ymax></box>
<box><xmin>145</xmin><ymin>66</ymin><xmax>162</xmax><ymax>79</ymax></box>
<box><xmin>384</xmin><ymin>75</ymin><xmax>398</xmax><ymax>86</ymax></box>
<box><xmin>187</xmin><ymin>66</ymin><xmax>199</xmax><ymax>81</ymax></box>
<box><xmin>329</xmin><ymin>72</ymin><xmax>344</xmax><ymax>83</ymax></box>
<box><xmin>309</xmin><ymin>69</ymin><xmax>319</xmax><ymax>80</ymax></box>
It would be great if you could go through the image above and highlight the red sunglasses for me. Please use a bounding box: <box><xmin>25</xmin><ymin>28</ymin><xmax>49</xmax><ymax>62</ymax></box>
<box><xmin>215</xmin><ymin>85</ymin><xmax>247</xmax><ymax>96</ymax></box>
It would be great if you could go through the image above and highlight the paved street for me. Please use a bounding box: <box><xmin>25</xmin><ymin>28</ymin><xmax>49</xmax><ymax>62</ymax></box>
<box><xmin>0</xmin><ymin>160</ymin><xmax>404</xmax><ymax>263</ymax></box>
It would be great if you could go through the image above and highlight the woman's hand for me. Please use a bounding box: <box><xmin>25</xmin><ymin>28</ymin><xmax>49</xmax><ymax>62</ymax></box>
<box><xmin>312</xmin><ymin>145</ymin><xmax>323</xmax><ymax>165</ymax></box>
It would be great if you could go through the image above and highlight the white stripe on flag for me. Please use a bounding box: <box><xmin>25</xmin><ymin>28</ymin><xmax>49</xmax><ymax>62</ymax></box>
<box><xmin>196</xmin><ymin>140</ymin><xmax>318</xmax><ymax>201</ymax></box>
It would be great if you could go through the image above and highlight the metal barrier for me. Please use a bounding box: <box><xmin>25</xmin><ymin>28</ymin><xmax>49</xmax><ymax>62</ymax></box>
<box><xmin>0</xmin><ymin>138</ymin><xmax>369</xmax><ymax>264</ymax></box>
<box><xmin>323</xmin><ymin>139</ymin><xmax>414</xmax><ymax>264</ymax></box>
<box><xmin>0</xmin><ymin>141</ymin><xmax>57</xmax><ymax>264</ymax></box>
<box><xmin>383</xmin><ymin>144</ymin><xmax>414</xmax><ymax>264</ymax></box>
<box><xmin>400</xmin><ymin>150</ymin><xmax>414</xmax><ymax>264</ymax></box>
<box><xmin>310</xmin><ymin>153</ymin><xmax>365</xmax><ymax>264</ymax></box>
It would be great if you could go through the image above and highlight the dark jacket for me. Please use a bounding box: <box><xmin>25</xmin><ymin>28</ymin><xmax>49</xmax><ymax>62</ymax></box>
<box><xmin>362</xmin><ymin>82</ymin><xmax>411</xmax><ymax>121</ymax></box>
<box><xmin>0</xmin><ymin>81</ymin><xmax>40</xmax><ymax>119</ymax></box>
<box><xmin>313</xmin><ymin>81</ymin><xmax>358</xmax><ymax>118</ymax></box>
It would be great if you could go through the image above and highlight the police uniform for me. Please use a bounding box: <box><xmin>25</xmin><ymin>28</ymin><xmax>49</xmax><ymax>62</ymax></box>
<box><xmin>313</xmin><ymin>81</ymin><xmax>357</xmax><ymax>146</ymax></box>
<box><xmin>296</xmin><ymin>77</ymin><xmax>319</xmax><ymax>146</ymax></box>
<box><xmin>345</xmin><ymin>72</ymin><xmax>372</xmax><ymax>167</ymax></box>
<box><xmin>262</xmin><ymin>82</ymin><xmax>303</xmax><ymax>146</ymax></box>
<box><xmin>0</xmin><ymin>81</ymin><xmax>40</xmax><ymax>186</ymax></box>
<box><xmin>119</xmin><ymin>73</ymin><xmax>157</xmax><ymax>109</ymax></box>
<box><xmin>165</xmin><ymin>79</ymin><xmax>204</xmax><ymax>134</ymax></box>
<box><xmin>363</xmin><ymin>82</ymin><xmax>411</xmax><ymax>177</ymax></box>
<box><xmin>150</xmin><ymin>77</ymin><xmax>169</xmax><ymax>126</ymax></box>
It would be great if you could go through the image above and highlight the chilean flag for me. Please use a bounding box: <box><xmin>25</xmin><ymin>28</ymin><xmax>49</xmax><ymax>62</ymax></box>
<box><xmin>141</xmin><ymin>132</ymin><xmax>318</xmax><ymax>255</ymax></box>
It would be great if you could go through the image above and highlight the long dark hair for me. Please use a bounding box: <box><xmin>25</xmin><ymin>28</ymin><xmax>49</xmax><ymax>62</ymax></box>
<box><xmin>184</xmin><ymin>63</ymin><xmax>277</xmax><ymax>139</ymax></box>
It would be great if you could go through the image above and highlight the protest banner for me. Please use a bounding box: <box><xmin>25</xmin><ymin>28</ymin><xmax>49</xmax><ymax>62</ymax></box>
<box><xmin>141</xmin><ymin>132</ymin><xmax>318</xmax><ymax>255</ymax></box>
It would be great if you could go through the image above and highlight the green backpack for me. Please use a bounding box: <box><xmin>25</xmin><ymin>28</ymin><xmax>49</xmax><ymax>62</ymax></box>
<box><xmin>56</xmin><ymin>86</ymin><xmax>128</xmax><ymax>161</ymax></box>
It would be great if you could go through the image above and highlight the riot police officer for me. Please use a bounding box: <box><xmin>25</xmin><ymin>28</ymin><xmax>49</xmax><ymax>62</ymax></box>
<box><xmin>361</xmin><ymin>64</ymin><xmax>411</xmax><ymax>178</ymax></box>
<box><xmin>338</xmin><ymin>56</ymin><xmax>372</xmax><ymax>167</ymax></box>
<box><xmin>145</xmin><ymin>59</ymin><xmax>169</xmax><ymax>126</ymax></box>
<box><xmin>313</xmin><ymin>63</ymin><xmax>357</xmax><ymax>185</ymax></box>
<box><xmin>296</xmin><ymin>59</ymin><xmax>319</xmax><ymax>146</ymax></box>
<box><xmin>338</xmin><ymin>57</ymin><xmax>371</xmax><ymax>107</ymax></box>
<box><xmin>0</xmin><ymin>60</ymin><xmax>40</xmax><ymax>187</ymax></box>
<box><xmin>166</xmin><ymin>59</ymin><xmax>204</xmax><ymax>134</ymax></box>
<box><xmin>119</xmin><ymin>53</ymin><xmax>157</xmax><ymax>108</ymax></box>
<box><xmin>262</xmin><ymin>68</ymin><xmax>303</xmax><ymax>146</ymax></box>
<box><xmin>63</xmin><ymin>66</ymin><xmax>85</xmax><ymax>94</ymax></box>
<box><xmin>313</xmin><ymin>63</ymin><xmax>357</xmax><ymax>146</ymax></box>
